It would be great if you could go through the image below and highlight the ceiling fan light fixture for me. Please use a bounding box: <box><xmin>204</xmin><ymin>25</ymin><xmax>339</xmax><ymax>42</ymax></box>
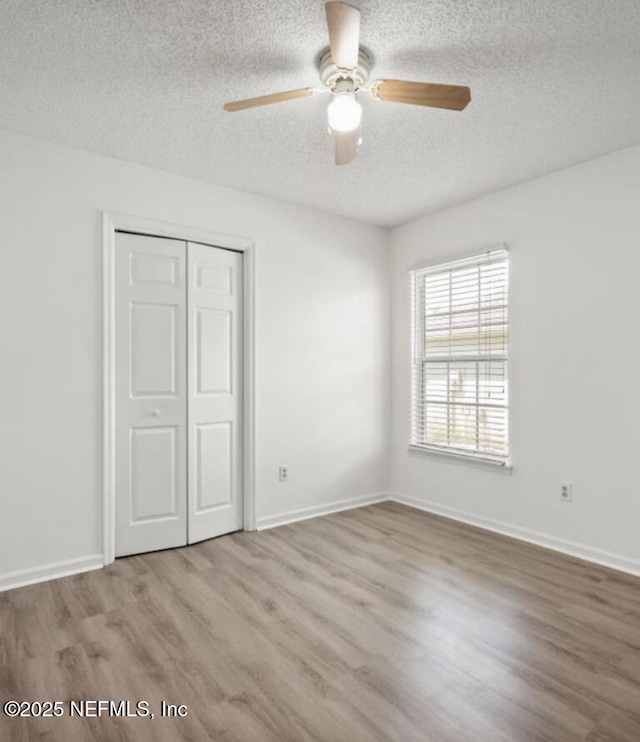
<box><xmin>327</xmin><ymin>91</ymin><xmax>362</xmax><ymax>132</ymax></box>
<box><xmin>222</xmin><ymin>3</ymin><xmax>471</xmax><ymax>165</ymax></box>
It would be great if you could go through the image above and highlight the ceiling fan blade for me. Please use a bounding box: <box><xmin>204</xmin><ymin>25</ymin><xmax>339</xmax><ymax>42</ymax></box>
<box><xmin>325</xmin><ymin>2</ymin><xmax>361</xmax><ymax>70</ymax></box>
<box><xmin>335</xmin><ymin>129</ymin><xmax>358</xmax><ymax>166</ymax></box>
<box><xmin>371</xmin><ymin>80</ymin><xmax>471</xmax><ymax>111</ymax></box>
<box><xmin>223</xmin><ymin>88</ymin><xmax>315</xmax><ymax>113</ymax></box>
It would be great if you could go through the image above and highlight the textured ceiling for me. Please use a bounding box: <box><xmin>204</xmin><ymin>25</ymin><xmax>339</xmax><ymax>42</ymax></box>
<box><xmin>1</xmin><ymin>0</ymin><xmax>640</xmax><ymax>226</ymax></box>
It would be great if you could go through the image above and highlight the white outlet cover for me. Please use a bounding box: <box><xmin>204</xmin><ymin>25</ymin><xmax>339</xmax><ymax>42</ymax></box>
<box><xmin>560</xmin><ymin>483</ymin><xmax>572</xmax><ymax>501</ymax></box>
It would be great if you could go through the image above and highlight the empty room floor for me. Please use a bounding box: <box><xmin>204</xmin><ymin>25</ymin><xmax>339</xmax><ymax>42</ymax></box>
<box><xmin>1</xmin><ymin>502</ymin><xmax>639</xmax><ymax>742</ymax></box>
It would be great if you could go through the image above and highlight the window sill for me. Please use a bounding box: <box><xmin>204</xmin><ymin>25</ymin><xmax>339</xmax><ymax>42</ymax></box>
<box><xmin>408</xmin><ymin>444</ymin><xmax>513</xmax><ymax>473</ymax></box>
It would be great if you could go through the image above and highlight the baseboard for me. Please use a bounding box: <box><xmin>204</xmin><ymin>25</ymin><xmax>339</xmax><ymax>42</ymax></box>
<box><xmin>389</xmin><ymin>492</ymin><xmax>640</xmax><ymax>578</ymax></box>
<box><xmin>256</xmin><ymin>492</ymin><xmax>388</xmax><ymax>531</ymax></box>
<box><xmin>0</xmin><ymin>554</ymin><xmax>104</xmax><ymax>593</ymax></box>
<box><xmin>5</xmin><ymin>495</ymin><xmax>638</xmax><ymax>590</ymax></box>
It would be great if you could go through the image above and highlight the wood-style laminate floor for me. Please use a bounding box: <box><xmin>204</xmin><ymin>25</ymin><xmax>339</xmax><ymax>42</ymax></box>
<box><xmin>2</xmin><ymin>501</ymin><xmax>640</xmax><ymax>742</ymax></box>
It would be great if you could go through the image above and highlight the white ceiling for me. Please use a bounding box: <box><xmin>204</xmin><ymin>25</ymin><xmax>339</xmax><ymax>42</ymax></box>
<box><xmin>1</xmin><ymin>1</ymin><xmax>639</xmax><ymax>227</ymax></box>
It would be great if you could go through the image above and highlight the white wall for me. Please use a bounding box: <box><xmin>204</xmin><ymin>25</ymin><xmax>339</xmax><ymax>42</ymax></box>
<box><xmin>390</xmin><ymin>143</ymin><xmax>640</xmax><ymax>572</ymax></box>
<box><xmin>0</xmin><ymin>128</ymin><xmax>389</xmax><ymax>586</ymax></box>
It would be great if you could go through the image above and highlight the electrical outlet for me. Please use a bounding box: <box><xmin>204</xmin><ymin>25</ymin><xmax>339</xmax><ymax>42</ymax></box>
<box><xmin>560</xmin><ymin>482</ymin><xmax>572</xmax><ymax>502</ymax></box>
<box><xmin>279</xmin><ymin>465</ymin><xmax>289</xmax><ymax>482</ymax></box>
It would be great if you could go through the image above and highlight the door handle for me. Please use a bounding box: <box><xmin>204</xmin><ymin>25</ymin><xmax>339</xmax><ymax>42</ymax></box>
<box><xmin>150</xmin><ymin>408</ymin><xmax>161</xmax><ymax>417</ymax></box>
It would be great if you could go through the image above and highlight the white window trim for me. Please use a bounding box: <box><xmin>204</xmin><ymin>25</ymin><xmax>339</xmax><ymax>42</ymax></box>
<box><xmin>409</xmin><ymin>245</ymin><xmax>510</xmax><ymax>468</ymax></box>
<box><xmin>408</xmin><ymin>443</ymin><xmax>513</xmax><ymax>472</ymax></box>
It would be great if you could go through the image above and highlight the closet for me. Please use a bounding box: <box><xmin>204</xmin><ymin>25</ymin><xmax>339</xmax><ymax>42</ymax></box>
<box><xmin>114</xmin><ymin>232</ymin><xmax>243</xmax><ymax>557</ymax></box>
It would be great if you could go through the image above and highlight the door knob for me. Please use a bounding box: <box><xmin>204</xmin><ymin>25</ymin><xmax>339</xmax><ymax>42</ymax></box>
<box><xmin>150</xmin><ymin>408</ymin><xmax>161</xmax><ymax>417</ymax></box>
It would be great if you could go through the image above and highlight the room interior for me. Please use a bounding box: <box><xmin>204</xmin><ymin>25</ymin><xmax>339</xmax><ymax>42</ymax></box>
<box><xmin>1</xmin><ymin>1</ymin><xmax>640</xmax><ymax>741</ymax></box>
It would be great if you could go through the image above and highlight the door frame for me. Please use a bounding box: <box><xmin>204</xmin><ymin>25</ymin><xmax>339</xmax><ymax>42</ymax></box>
<box><xmin>102</xmin><ymin>211</ymin><xmax>256</xmax><ymax>565</ymax></box>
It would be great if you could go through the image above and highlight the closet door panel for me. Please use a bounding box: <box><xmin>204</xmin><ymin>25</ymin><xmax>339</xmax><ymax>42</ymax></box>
<box><xmin>187</xmin><ymin>242</ymin><xmax>243</xmax><ymax>543</ymax></box>
<box><xmin>130</xmin><ymin>426</ymin><xmax>179</xmax><ymax>520</ymax></box>
<box><xmin>194</xmin><ymin>422</ymin><xmax>232</xmax><ymax>511</ymax></box>
<box><xmin>196</xmin><ymin>308</ymin><xmax>232</xmax><ymax>393</ymax></box>
<box><xmin>114</xmin><ymin>233</ymin><xmax>188</xmax><ymax>557</ymax></box>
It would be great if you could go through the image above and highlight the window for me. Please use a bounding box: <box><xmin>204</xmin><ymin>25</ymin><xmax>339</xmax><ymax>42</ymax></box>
<box><xmin>410</xmin><ymin>248</ymin><xmax>509</xmax><ymax>464</ymax></box>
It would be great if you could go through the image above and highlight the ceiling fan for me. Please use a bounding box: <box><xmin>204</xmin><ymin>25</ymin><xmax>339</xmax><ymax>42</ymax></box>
<box><xmin>223</xmin><ymin>2</ymin><xmax>471</xmax><ymax>166</ymax></box>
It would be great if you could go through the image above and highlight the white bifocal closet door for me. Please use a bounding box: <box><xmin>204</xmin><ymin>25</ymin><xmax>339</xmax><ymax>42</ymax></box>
<box><xmin>115</xmin><ymin>233</ymin><xmax>188</xmax><ymax>557</ymax></box>
<box><xmin>114</xmin><ymin>233</ymin><xmax>243</xmax><ymax>558</ymax></box>
<box><xmin>187</xmin><ymin>242</ymin><xmax>243</xmax><ymax>543</ymax></box>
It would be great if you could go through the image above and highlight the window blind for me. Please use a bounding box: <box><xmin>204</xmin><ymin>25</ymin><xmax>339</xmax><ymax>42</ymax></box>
<box><xmin>410</xmin><ymin>248</ymin><xmax>509</xmax><ymax>464</ymax></box>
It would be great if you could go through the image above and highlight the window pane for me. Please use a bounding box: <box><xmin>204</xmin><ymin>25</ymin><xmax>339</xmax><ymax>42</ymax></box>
<box><xmin>449</xmin><ymin>326</ymin><xmax>479</xmax><ymax>356</ymax></box>
<box><xmin>449</xmin><ymin>404</ymin><xmax>477</xmax><ymax>449</ymax></box>
<box><xmin>450</xmin><ymin>267</ymin><xmax>479</xmax><ymax>312</ymax></box>
<box><xmin>424</xmin><ymin>362</ymin><xmax>447</xmax><ymax>403</ymax></box>
<box><xmin>478</xmin><ymin>361</ymin><xmax>507</xmax><ymax>405</ymax></box>
<box><xmin>425</xmin><ymin>403</ymin><xmax>448</xmax><ymax>446</ymax></box>
<box><xmin>479</xmin><ymin>406</ymin><xmax>508</xmax><ymax>455</ymax></box>
<box><xmin>447</xmin><ymin>362</ymin><xmax>476</xmax><ymax>404</ymax></box>
<box><xmin>424</xmin><ymin>330</ymin><xmax>451</xmax><ymax>356</ymax></box>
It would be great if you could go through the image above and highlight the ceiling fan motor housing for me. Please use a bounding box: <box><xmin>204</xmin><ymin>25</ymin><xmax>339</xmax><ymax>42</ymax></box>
<box><xmin>317</xmin><ymin>46</ymin><xmax>372</xmax><ymax>91</ymax></box>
